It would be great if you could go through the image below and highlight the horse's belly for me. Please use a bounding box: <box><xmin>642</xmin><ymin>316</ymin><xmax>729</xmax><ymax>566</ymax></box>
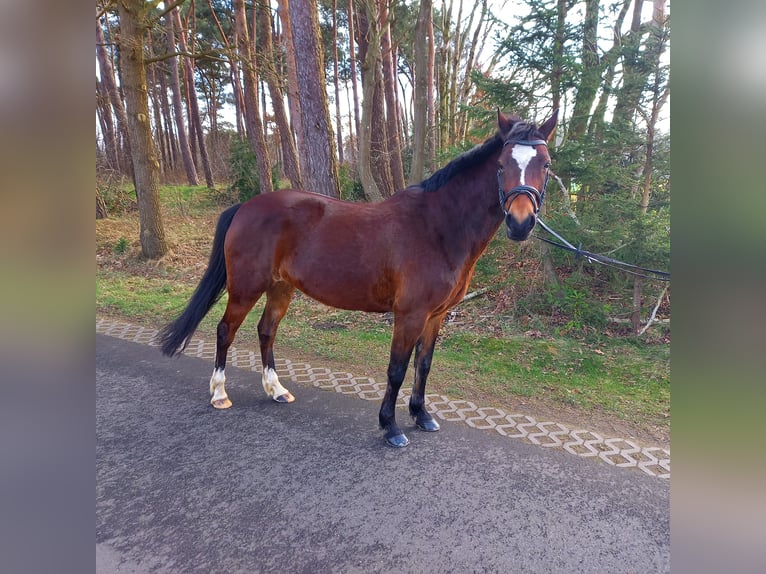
<box><xmin>281</xmin><ymin>261</ymin><xmax>394</xmax><ymax>313</ymax></box>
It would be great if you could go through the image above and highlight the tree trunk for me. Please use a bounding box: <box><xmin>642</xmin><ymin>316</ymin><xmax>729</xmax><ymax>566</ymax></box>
<box><xmin>355</xmin><ymin>2</ymin><xmax>385</xmax><ymax>201</ymax></box>
<box><xmin>332</xmin><ymin>2</ymin><xmax>345</xmax><ymax>165</ymax></box>
<box><xmin>116</xmin><ymin>0</ymin><xmax>168</xmax><ymax>259</ymax></box>
<box><xmin>275</xmin><ymin>0</ymin><xmax>304</xmax><ymax>169</ymax></box>
<box><xmin>206</xmin><ymin>0</ymin><xmax>245</xmax><ymax>140</ymax></box>
<box><xmin>640</xmin><ymin>1</ymin><xmax>669</xmax><ymax>211</ymax></box>
<box><xmin>96</xmin><ymin>79</ymin><xmax>119</xmax><ymax>171</ymax></box>
<box><xmin>447</xmin><ymin>0</ymin><xmax>464</xmax><ymax>146</ymax></box>
<box><xmin>371</xmin><ymin>62</ymin><xmax>395</xmax><ymax>197</ymax></box>
<box><xmin>550</xmin><ymin>0</ymin><xmax>567</xmax><ymax>143</ymax></box>
<box><xmin>357</xmin><ymin>5</ymin><xmax>394</xmax><ymax>198</ymax></box>
<box><xmin>233</xmin><ymin>0</ymin><xmax>274</xmax><ymax>194</ymax></box>
<box><xmin>587</xmin><ymin>0</ymin><xmax>631</xmax><ymax>140</ymax></box>
<box><xmin>172</xmin><ymin>8</ymin><xmax>215</xmax><ymax>189</ymax></box>
<box><xmin>426</xmin><ymin>5</ymin><xmax>435</xmax><ymax>169</ymax></box>
<box><xmin>569</xmin><ymin>0</ymin><xmax>600</xmax><ymax>140</ymax></box>
<box><xmin>165</xmin><ymin>10</ymin><xmax>199</xmax><ymax>185</ymax></box>
<box><xmin>631</xmin><ymin>276</ymin><xmax>643</xmax><ymax>334</ymax></box>
<box><xmin>379</xmin><ymin>0</ymin><xmax>405</xmax><ymax>191</ymax></box>
<box><xmin>145</xmin><ymin>34</ymin><xmax>168</xmax><ymax>176</ymax></box>
<box><xmin>456</xmin><ymin>0</ymin><xmax>488</xmax><ymax>143</ymax></box>
<box><xmin>157</xmin><ymin>66</ymin><xmax>178</xmax><ymax>171</ymax></box>
<box><xmin>627</xmin><ymin>0</ymin><xmax>668</xmax><ymax>334</ymax></box>
<box><xmin>257</xmin><ymin>0</ymin><xmax>302</xmax><ymax>188</ymax></box>
<box><xmin>436</xmin><ymin>4</ymin><xmax>452</xmax><ymax>151</ymax></box>
<box><xmin>96</xmin><ymin>11</ymin><xmax>131</xmax><ymax>175</ymax></box>
<box><xmin>612</xmin><ymin>0</ymin><xmax>646</xmax><ymax>131</ymax></box>
<box><xmin>286</xmin><ymin>0</ymin><xmax>341</xmax><ymax>198</ymax></box>
<box><xmin>410</xmin><ymin>0</ymin><xmax>432</xmax><ymax>183</ymax></box>
<box><xmin>347</xmin><ymin>0</ymin><xmax>362</xmax><ymax>146</ymax></box>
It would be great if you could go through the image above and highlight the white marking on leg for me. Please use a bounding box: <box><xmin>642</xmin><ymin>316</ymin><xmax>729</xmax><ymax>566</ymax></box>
<box><xmin>511</xmin><ymin>145</ymin><xmax>537</xmax><ymax>185</ymax></box>
<box><xmin>209</xmin><ymin>368</ymin><xmax>231</xmax><ymax>408</ymax></box>
<box><xmin>262</xmin><ymin>367</ymin><xmax>294</xmax><ymax>402</ymax></box>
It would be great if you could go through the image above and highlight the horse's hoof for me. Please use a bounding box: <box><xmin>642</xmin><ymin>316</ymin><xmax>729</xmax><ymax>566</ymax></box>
<box><xmin>385</xmin><ymin>433</ymin><xmax>410</xmax><ymax>448</ymax></box>
<box><xmin>211</xmin><ymin>398</ymin><xmax>232</xmax><ymax>409</ymax></box>
<box><xmin>417</xmin><ymin>418</ymin><xmax>440</xmax><ymax>432</ymax></box>
<box><xmin>273</xmin><ymin>392</ymin><xmax>295</xmax><ymax>403</ymax></box>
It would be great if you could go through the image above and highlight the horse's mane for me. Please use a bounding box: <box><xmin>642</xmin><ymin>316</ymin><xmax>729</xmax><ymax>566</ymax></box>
<box><xmin>412</xmin><ymin>121</ymin><xmax>543</xmax><ymax>193</ymax></box>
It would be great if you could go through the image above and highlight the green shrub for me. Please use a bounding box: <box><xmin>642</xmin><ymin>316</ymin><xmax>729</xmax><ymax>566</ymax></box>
<box><xmin>338</xmin><ymin>164</ymin><xmax>365</xmax><ymax>201</ymax></box>
<box><xmin>546</xmin><ymin>278</ymin><xmax>609</xmax><ymax>335</ymax></box>
<box><xmin>113</xmin><ymin>237</ymin><xmax>129</xmax><ymax>255</ymax></box>
<box><xmin>98</xmin><ymin>172</ymin><xmax>134</xmax><ymax>216</ymax></box>
<box><xmin>228</xmin><ymin>138</ymin><xmax>260</xmax><ymax>202</ymax></box>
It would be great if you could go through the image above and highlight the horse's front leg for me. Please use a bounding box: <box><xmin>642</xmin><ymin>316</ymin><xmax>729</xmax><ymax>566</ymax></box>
<box><xmin>409</xmin><ymin>313</ymin><xmax>446</xmax><ymax>432</ymax></box>
<box><xmin>379</xmin><ymin>314</ymin><xmax>425</xmax><ymax>447</ymax></box>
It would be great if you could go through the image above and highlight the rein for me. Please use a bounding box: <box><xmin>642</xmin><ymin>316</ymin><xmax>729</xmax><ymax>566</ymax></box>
<box><xmin>498</xmin><ymin>139</ymin><xmax>550</xmax><ymax>216</ymax></box>
<box><xmin>535</xmin><ymin>219</ymin><xmax>671</xmax><ymax>282</ymax></box>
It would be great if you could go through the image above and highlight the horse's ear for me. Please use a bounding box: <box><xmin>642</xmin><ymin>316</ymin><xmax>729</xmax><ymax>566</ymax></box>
<box><xmin>538</xmin><ymin>108</ymin><xmax>559</xmax><ymax>141</ymax></box>
<box><xmin>497</xmin><ymin>108</ymin><xmax>516</xmax><ymax>135</ymax></box>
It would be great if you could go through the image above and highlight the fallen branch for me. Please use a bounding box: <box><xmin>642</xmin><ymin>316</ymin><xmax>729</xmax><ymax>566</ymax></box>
<box><xmin>608</xmin><ymin>317</ymin><xmax>670</xmax><ymax>325</ymax></box>
<box><xmin>639</xmin><ymin>284</ymin><xmax>670</xmax><ymax>336</ymax></box>
<box><xmin>460</xmin><ymin>287</ymin><xmax>491</xmax><ymax>303</ymax></box>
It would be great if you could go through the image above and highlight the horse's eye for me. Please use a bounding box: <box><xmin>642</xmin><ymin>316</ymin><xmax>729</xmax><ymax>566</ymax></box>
<box><xmin>544</xmin><ymin>162</ymin><xmax>551</xmax><ymax>169</ymax></box>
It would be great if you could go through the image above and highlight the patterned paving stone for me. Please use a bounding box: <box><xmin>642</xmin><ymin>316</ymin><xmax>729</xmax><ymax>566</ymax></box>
<box><xmin>97</xmin><ymin>317</ymin><xmax>670</xmax><ymax>479</ymax></box>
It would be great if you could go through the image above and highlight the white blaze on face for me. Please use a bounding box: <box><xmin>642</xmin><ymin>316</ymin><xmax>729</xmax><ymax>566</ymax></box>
<box><xmin>511</xmin><ymin>145</ymin><xmax>538</xmax><ymax>186</ymax></box>
<box><xmin>262</xmin><ymin>367</ymin><xmax>290</xmax><ymax>400</ymax></box>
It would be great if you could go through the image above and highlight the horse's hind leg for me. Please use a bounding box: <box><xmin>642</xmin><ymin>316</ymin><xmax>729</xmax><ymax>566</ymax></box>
<box><xmin>257</xmin><ymin>282</ymin><xmax>296</xmax><ymax>403</ymax></box>
<box><xmin>409</xmin><ymin>313</ymin><xmax>445</xmax><ymax>432</ymax></box>
<box><xmin>210</xmin><ymin>295</ymin><xmax>259</xmax><ymax>409</ymax></box>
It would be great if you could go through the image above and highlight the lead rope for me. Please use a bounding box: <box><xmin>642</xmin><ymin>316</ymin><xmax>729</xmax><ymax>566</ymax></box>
<box><xmin>534</xmin><ymin>219</ymin><xmax>670</xmax><ymax>281</ymax></box>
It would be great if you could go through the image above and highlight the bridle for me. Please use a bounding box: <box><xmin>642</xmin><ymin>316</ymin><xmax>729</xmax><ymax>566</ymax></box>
<box><xmin>498</xmin><ymin>139</ymin><xmax>550</xmax><ymax>216</ymax></box>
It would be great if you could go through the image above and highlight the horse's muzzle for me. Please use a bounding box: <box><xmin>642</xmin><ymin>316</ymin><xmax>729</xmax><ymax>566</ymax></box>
<box><xmin>505</xmin><ymin>213</ymin><xmax>536</xmax><ymax>241</ymax></box>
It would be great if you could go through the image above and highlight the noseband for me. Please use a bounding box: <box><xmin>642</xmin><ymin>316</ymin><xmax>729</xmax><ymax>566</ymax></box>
<box><xmin>498</xmin><ymin>139</ymin><xmax>550</xmax><ymax>216</ymax></box>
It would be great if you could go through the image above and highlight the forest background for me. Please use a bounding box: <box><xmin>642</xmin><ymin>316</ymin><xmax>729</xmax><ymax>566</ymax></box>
<box><xmin>96</xmin><ymin>0</ymin><xmax>670</xmax><ymax>443</ymax></box>
<box><xmin>96</xmin><ymin>0</ymin><xmax>670</xmax><ymax>337</ymax></box>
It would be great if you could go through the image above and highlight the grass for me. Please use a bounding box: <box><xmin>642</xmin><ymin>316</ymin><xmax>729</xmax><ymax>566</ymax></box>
<box><xmin>96</xmin><ymin>185</ymin><xmax>670</xmax><ymax>447</ymax></box>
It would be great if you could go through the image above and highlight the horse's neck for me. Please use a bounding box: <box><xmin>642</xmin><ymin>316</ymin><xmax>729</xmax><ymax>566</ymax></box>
<box><xmin>440</xmin><ymin>157</ymin><xmax>504</xmax><ymax>249</ymax></box>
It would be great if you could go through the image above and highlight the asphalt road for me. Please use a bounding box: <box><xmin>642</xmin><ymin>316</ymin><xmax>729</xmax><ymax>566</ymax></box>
<box><xmin>96</xmin><ymin>334</ymin><xmax>669</xmax><ymax>573</ymax></box>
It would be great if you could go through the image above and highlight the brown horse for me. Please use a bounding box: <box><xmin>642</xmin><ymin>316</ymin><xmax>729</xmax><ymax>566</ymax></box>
<box><xmin>159</xmin><ymin>109</ymin><xmax>557</xmax><ymax>447</ymax></box>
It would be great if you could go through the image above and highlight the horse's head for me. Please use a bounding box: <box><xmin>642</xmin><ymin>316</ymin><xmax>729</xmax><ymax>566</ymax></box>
<box><xmin>496</xmin><ymin>109</ymin><xmax>558</xmax><ymax>241</ymax></box>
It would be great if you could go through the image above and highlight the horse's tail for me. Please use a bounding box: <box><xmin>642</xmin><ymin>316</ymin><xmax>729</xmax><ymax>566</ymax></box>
<box><xmin>158</xmin><ymin>203</ymin><xmax>242</xmax><ymax>357</ymax></box>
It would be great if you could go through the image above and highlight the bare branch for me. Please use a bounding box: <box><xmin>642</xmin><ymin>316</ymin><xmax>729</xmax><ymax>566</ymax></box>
<box><xmin>149</xmin><ymin>0</ymin><xmax>189</xmax><ymax>27</ymax></box>
<box><xmin>145</xmin><ymin>50</ymin><xmax>227</xmax><ymax>64</ymax></box>
<box><xmin>550</xmin><ymin>172</ymin><xmax>580</xmax><ymax>225</ymax></box>
<box><xmin>96</xmin><ymin>1</ymin><xmax>115</xmax><ymax>21</ymax></box>
<box><xmin>205</xmin><ymin>0</ymin><xmax>232</xmax><ymax>50</ymax></box>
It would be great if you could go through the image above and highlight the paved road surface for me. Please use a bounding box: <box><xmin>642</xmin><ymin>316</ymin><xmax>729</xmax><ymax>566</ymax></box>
<box><xmin>96</xmin><ymin>334</ymin><xmax>669</xmax><ymax>573</ymax></box>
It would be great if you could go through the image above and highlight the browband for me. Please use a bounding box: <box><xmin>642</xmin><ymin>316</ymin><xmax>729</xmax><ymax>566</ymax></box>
<box><xmin>503</xmin><ymin>139</ymin><xmax>548</xmax><ymax>147</ymax></box>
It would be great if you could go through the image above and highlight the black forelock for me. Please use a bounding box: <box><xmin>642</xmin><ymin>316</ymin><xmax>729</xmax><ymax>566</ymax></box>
<box><xmin>505</xmin><ymin>121</ymin><xmax>544</xmax><ymax>144</ymax></box>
